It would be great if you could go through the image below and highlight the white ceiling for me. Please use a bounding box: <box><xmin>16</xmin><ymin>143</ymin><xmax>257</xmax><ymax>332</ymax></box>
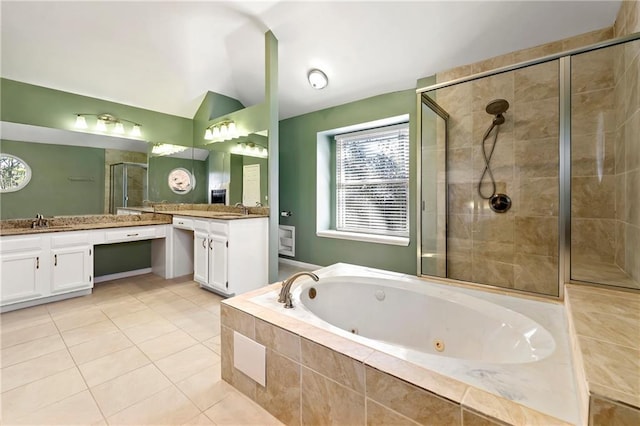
<box><xmin>1</xmin><ymin>1</ymin><xmax>621</xmax><ymax>120</ymax></box>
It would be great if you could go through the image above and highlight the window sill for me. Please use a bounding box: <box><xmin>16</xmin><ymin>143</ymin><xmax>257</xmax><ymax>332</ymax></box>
<box><xmin>316</xmin><ymin>230</ymin><xmax>409</xmax><ymax>246</ymax></box>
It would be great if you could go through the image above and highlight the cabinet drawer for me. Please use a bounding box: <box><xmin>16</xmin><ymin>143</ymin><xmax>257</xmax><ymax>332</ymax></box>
<box><xmin>209</xmin><ymin>221</ymin><xmax>228</xmax><ymax>236</ymax></box>
<box><xmin>51</xmin><ymin>232</ymin><xmax>91</xmax><ymax>248</ymax></box>
<box><xmin>0</xmin><ymin>236</ymin><xmax>43</xmax><ymax>253</ymax></box>
<box><xmin>105</xmin><ymin>226</ymin><xmax>157</xmax><ymax>243</ymax></box>
<box><xmin>173</xmin><ymin>217</ymin><xmax>194</xmax><ymax>230</ymax></box>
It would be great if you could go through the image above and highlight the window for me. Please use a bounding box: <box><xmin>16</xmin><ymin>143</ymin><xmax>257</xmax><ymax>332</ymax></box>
<box><xmin>0</xmin><ymin>154</ymin><xmax>32</xmax><ymax>193</ymax></box>
<box><xmin>335</xmin><ymin>123</ymin><xmax>409</xmax><ymax>237</ymax></box>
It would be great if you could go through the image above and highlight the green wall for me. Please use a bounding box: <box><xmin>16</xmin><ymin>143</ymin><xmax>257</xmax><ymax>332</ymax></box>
<box><xmin>1</xmin><ymin>140</ymin><xmax>105</xmax><ymax>219</ymax></box>
<box><xmin>279</xmin><ymin>89</ymin><xmax>417</xmax><ymax>274</ymax></box>
<box><xmin>94</xmin><ymin>241</ymin><xmax>151</xmax><ymax>276</ymax></box>
<box><xmin>1</xmin><ymin>79</ymin><xmax>193</xmax><ymax>147</ymax></box>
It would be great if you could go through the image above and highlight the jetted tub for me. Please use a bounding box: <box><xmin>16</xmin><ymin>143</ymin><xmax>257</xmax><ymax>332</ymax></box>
<box><xmin>252</xmin><ymin>263</ymin><xmax>581</xmax><ymax>424</ymax></box>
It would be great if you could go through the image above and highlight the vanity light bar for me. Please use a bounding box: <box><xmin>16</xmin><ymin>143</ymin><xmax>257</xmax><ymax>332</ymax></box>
<box><xmin>204</xmin><ymin>120</ymin><xmax>239</xmax><ymax>142</ymax></box>
<box><xmin>74</xmin><ymin>113</ymin><xmax>143</xmax><ymax>138</ymax></box>
<box><xmin>232</xmin><ymin>142</ymin><xmax>268</xmax><ymax>158</ymax></box>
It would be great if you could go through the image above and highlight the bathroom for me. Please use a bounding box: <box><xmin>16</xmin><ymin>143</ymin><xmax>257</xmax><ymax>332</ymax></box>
<box><xmin>1</xmin><ymin>1</ymin><xmax>639</xmax><ymax>425</ymax></box>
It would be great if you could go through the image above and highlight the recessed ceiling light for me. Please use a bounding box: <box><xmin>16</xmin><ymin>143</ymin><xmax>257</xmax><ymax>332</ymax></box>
<box><xmin>308</xmin><ymin>69</ymin><xmax>328</xmax><ymax>90</ymax></box>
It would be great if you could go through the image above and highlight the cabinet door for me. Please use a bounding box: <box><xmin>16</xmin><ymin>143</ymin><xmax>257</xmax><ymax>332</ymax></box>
<box><xmin>51</xmin><ymin>245</ymin><xmax>92</xmax><ymax>293</ymax></box>
<box><xmin>194</xmin><ymin>231</ymin><xmax>209</xmax><ymax>284</ymax></box>
<box><xmin>0</xmin><ymin>250</ymin><xmax>44</xmax><ymax>304</ymax></box>
<box><xmin>208</xmin><ymin>235</ymin><xmax>228</xmax><ymax>292</ymax></box>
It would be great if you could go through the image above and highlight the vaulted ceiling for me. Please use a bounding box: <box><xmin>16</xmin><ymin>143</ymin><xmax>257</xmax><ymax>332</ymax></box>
<box><xmin>1</xmin><ymin>1</ymin><xmax>621</xmax><ymax>120</ymax></box>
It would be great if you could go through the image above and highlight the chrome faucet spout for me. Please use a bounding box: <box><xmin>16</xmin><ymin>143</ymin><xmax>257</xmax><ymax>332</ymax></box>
<box><xmin>234</xmin><ymin>203</ymin><xmax>249</xmax><ymax>215</ymax></box>
<box><xmin>278</xmin><ymin>271</ymin><xmax>319</xmax><ymax>309</ymax></box>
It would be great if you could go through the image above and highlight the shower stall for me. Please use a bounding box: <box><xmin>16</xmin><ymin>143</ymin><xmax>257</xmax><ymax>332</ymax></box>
<box><xmin>109</xmin><ymin>162</ymin><xmax>148</xmax><ymax>214</ymax></box>
<box><xmin>418</xmin><ymin>34</ymin><xmax>640</xmax><ymax>297</ymax></box>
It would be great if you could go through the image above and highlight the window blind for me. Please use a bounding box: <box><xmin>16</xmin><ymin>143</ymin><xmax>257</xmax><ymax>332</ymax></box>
<box><xmin>336</xmin><ymin>123</ymin><xmax>409</xmax><ymax>237</ymax></box>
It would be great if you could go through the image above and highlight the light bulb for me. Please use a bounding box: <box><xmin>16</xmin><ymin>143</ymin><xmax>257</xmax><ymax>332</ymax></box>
<box><xmin>220</xmin><ymin>124</ymin><xmax>228</xmax><ymax>139</ymax></box>
<box><xmin>212</xmin><ymin>126</ymin><xmax>220</xmax><ymax>138</ymax></box>
<box><xmin>131</xmin><ymin>124</ymin><xmax>142</xmax><ymax>137</ymax></box>
<box><xmin>96</xmin><ymin>119</ymin><xmax>107</xmax><ymax>131</ymax></box>
<box><xmin>114</xmin><ymin>122</ymin><xmax>125</xmax><ymax>134</ymax></box>
<box><xmin>204</xmin><ymin>128</ymin><xmax>213</xmax><ymax>140</ymax></box>
<box><xmin>227</xmin><ymin>121</ymin><xmax>237</xmax><ymax>138</ymax></box>
<box><xmin>75</xmin><ymin>115</ymin><xmax>87</xmax><ymax>129</ymax></box>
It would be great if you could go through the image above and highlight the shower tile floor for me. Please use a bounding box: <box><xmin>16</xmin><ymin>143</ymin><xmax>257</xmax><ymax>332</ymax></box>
<box><xmin>0</xmin><ymin>272</ymin><xmax>286</xmax><ymax>425</ymax></box>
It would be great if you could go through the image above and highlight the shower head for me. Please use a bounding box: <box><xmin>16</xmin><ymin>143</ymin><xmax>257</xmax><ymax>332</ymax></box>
<box><xmin>485</xmin><ymin>99</ymin><xmax>510</xmax><ymax>116</ymax></box>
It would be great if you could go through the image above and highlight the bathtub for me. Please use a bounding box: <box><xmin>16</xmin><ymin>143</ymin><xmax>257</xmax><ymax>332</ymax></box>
<box><xmin>252</xmin><ymin>263</ymin><xmax>581</xmax><ymax>425</ymax></box>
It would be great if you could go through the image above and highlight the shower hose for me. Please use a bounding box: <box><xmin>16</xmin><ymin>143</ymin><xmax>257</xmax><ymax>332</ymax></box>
<box><xmin>477</xmin><ymin>122</ymin><xmax>501</xmax><ymax>200</ymax></box>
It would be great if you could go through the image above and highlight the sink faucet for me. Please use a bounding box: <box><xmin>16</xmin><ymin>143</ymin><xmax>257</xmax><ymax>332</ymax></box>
<box><xmin>278</xmin><ymin>271</ymin><xmax>319</xmax><ymax>309</ymax></box>
<box><xmin>234</xmin><ymin>202</ymin><xmax>249</xmax><ymax>215</ymax></box>
<box><xmin>31</xmin><ymin>214</ymin><xmax>49</xmax><ymax>229</ymax></box>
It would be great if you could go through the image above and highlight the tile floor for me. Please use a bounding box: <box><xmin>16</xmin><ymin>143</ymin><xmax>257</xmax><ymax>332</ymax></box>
<box><xmin>0</xmin><ymin>273</ymin><xmax>285</xmax><ymax>425</ymax></box>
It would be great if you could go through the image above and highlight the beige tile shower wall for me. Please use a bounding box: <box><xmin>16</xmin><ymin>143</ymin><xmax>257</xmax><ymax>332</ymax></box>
<box><xmin>614</xmin><ymin>0</ymin><xmax>640</xmax><ymax>284</ymax></box>
<box><xmin>571</xmin><ymin>44</ymin><xmax>617</xmax><ymax>270</ymax></box>
<box><xmin>433</xmin><ymin>60</ymin><xmax>560</xmax><ymax>296</ymax></box>
<box><xmin>433</xmin><ymin>26</ymin><xmax>621</xmax><ymax>296</ymax></box>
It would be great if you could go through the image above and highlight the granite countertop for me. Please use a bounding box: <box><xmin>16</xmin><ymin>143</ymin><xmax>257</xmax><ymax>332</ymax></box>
<box><xmin>0</xmin><ymin>213</ymin><xmax>172</xmax><ymax>236</ymax></box>
<box><xmin>162</xmin><ymin>209</ymin><xmax>268</xmax><ymax>220</ymax></box>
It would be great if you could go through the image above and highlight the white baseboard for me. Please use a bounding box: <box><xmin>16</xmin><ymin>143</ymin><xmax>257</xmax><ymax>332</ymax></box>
<box><xmin>94</xmin><ymin>268</ymin><xmax>153</xmax><ymax>283</ymax></box>
<box><xmin>278</xmin><ymin>257</ymin><xmax>322</xmax><ymax>270</ymax></box>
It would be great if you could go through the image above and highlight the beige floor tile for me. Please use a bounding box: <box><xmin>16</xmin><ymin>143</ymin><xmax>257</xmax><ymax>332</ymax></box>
<box><xmin>172</xmin><ymin>310</ymin><xmax>221</xmax><ymax>342</ymax></box>
<box><xmin>122</xmin><ymin>318</ymin><xmax>178</xmax><ymax>344</ymax></box>
<box><xmin>169</xmin><ymin>284</ymin><xmax>211</xmax><ymax>301</ymax></box>
<box><xmin>202</xmin><ymin>335</ymin><xmax>221</xmax><ymax>355</ymax></box>
<box><xmin>0</xmin><ymin>320</ymin><xmax>58</xmax><ymax>349</ymax></box>
<box><xmin>8</xmin><ymin>389</ymin><xmax>104</xmax><ymax>425</ymax></box>
<box><xmin>79</xmin><ymin>346</ymin><xmax>150</xmax><ymax>387</ymax></box>
<box><xmin>109</xmin><ymin>308</ymin><xmax>164</xmax><ymax>330</ymax></box>
<box><xmin>0</xmin><ymin>305</ymin><xmax>51</xmax><ymax>333</ymax></box>
<box><xmin>46</xmin><ymin>294</ymin><xmax>96</xmax><ymax>316</ymax></box>
<box><xmin>1</xmin><ymin>348</ymin><xmax>75</xmax><ymax>392</ymax></box>
<box><xmin>68</xmin><ymin>330</ymin><xmax>133</xmax><ymax>365</ymax></box>
<box><xmin>204</xmin><ymin>391</ymin><xmax>284</xmax><ymax>426</ymax></box>
<box><xmin>137</xmin><ymin>329</ymin><xmax>198</xmax><ymax>361</ymax></box>
<box><xmin>98</xmin><ymin>296</ymin><xmax>148</xmax><ymax>319</ymax></box>
<box><xmin>182</xmin><ymin>413</ymin><xmax>216</xmax><ymax>425</ymax></box>
<box><xmin>148</xmin><ymin>298</ymin><xmax>200</xmax><ymax>317</ymax></box>
<box><xmin>90</xmin><ymin>364</ymin><xmax>172</xmax><ymax>417</ymax></box>
<box><xmin>175</xmin><ymin>364</ymin><xmax>227</xmax><ymax>411</ymax></box>
<box><xmin>0</xmin><ymin>334</ymin><xmax>66</xmax><ymax>367</ymax></box>
<box><xmin>61</xmin><ymin>320</ymin><xmax>119</xmax><ymax>347</ymax></box>
<box><xmin>52</xmin><ymin>306</ymin><xmax>110</xmax><ymax>332</ymax></box>
<box><xmin>1</xmin><ymin>367</ymin><xmax>87</xmax><ymax>421</ymax></box>
<box><xmin>155</xmin><ymin>344</ymin><xmax>220</xmax><ymax>383</ymax></box>
<box><xmin>106</xmin><ymin>385</ymin><xmax>200</xmax><ymax>425</ymax></box>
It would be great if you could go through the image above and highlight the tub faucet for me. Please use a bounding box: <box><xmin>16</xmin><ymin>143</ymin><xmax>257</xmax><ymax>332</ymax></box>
<box><xmin>278</xmin><ymin>271</ymin><xmax>319</xmax><ymax>309</ymax></box>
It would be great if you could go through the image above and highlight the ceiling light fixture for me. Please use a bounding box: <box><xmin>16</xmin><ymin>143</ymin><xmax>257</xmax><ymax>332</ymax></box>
<box><xmin>308</xmin><ymin>69</ymin><xmax>328</xmax><ymax>89</ymax></box>
<box><xmin>204</xmin><ymin>120</ymin><xmax>239</xmax><ymax>143</ymax></box>
<box><xmin>74</xmin><ymin>113</ymin><xmax>143</xmax><ymax>138</ymax></box>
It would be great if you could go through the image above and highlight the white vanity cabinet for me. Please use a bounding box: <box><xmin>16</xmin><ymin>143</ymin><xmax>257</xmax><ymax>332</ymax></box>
<box><xmin>0</xmin><ymin>231</ymin><xmax>94</xmax><ymax>310</ymax></box>
<box><xmin>0</xmin><ymin>235</ymin><xmax>46</xmax><ymax>305</ymax></box>
<box><xmin>50</xmin><ymin>233</ymin><xmax>92</xmax><ymax>294</ymax></box>
<box><xmin>191</xmin><ymin>217</ymin><xmax>267</xmax><ymax>297</ymax></box>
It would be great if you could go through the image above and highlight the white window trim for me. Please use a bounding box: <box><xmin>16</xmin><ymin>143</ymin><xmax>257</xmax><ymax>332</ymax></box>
<box><xmin>316</xmin><ymin>114</ymin><xmax>411</xmax><ymax>245</ymax></box>
<box><xmin>316</xmin><ymin>229</ymin><xmax>409</xmax><ymax>246</ymax></box>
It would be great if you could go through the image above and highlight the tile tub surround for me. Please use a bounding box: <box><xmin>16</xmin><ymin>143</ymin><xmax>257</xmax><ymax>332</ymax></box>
<box><xmin>221</xmin><ymin>265</ymin><xmax>580</xmax><ymax>426</ymax></box>
<box><xmin>565</xmin><ymin>284</ymin><xmax>640</xmax><ymax>425</ymax></box>
<box><xmin>0</xmin><ymin>212</ymin><xmax>172</xmax><ymax>236</ymax></box>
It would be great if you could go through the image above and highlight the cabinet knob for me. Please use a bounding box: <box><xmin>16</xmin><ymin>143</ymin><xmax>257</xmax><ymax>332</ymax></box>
<box><xmin>202</xmin><ymin>238</ymin><xmax>207</xmax><ymax>249</ymax></box>
<box><xmin>209</xmin><ymin>239</ymin><xmax>213</xmax><ymax>250</ymax></box>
